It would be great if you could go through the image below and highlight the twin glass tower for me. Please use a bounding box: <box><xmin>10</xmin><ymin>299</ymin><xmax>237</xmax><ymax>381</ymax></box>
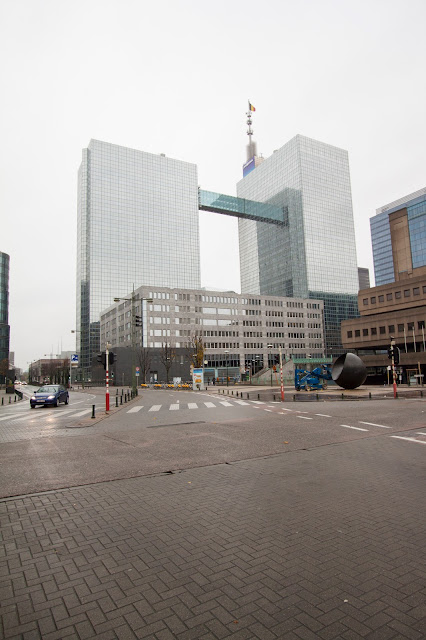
<box><xmin>77</xmin><ymin>135</ymin><xmax>359</xmax><ymax>377</ymax></box>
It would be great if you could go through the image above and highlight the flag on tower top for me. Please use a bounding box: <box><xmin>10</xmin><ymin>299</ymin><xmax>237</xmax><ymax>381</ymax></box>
<box><xmin>248</xmin><ymin>101</ymin><xmax>256</xmax><ymax>112</ymax></box>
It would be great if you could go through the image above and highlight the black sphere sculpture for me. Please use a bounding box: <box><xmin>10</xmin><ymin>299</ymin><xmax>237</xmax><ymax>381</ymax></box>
<box><xmin>331</xmin><ymin>353</ymin><xmax>367</xmax><ymax>389</ymax></box>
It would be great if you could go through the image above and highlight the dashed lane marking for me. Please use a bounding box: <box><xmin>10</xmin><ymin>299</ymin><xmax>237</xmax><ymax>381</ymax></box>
<box><xmin>341</xmin><ymin>424</ymin><xmax>369</xmax><ymax>431</ymax></box>
<box><xmin>390</xmin><ymin>436</ymin><xmax>426</xmax><ymax>445</ymax></box>
<box><xmin>359</xmin><ymin>421</ymin><xmax>391</xmax><ymax>429</ymax></box>
<box><xmin>416</xmin><ymin>432</ymin><xmax>426</xmax><ymax>436</ymax></box>
<box><xmin>127</xmin><ymin>406</ymin><xmax>143</xmax><ymax>413</ymax></box>
<box><xmin>315</xmin><ymin>413</ymin><xmax>331</xmax><ymax>417</ymax></box>
<box><xmin>297</xmin><ymin>416</ymin><xmax>313</xmax><ymax>420</ymax></box>
<box><xmin>251</xmin><ymin>401</ymin><xmax>265</xmax><ymax>404</ymax></box>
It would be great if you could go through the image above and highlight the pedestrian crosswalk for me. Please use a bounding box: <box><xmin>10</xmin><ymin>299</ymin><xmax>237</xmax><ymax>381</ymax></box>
<box><xmin>125</xmin><ymin>400</ymin><xmax>250</xmax><ymax>413</ymax></box>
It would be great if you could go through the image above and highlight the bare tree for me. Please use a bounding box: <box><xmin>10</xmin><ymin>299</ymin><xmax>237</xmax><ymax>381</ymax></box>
<box><xmin>136</xmin><ymin>347</ymin><xmax>152</xmax><ymax>383</ymax></box>
<box><xmin>190</xmin><ymin>334</ymin><xmax>204</xmax><ymax>368</ymax></box>
<box><xmin>160</xmin><ymin>343</ymin><xmax>176</xmax><ymax>383</ymax></box>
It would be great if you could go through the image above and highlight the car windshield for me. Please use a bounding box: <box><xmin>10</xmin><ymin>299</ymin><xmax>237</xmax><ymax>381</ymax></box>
<box><xmin>37</xmin><ymin>386</ymin><xmax>59</xmax><ymax>393</ymax></box>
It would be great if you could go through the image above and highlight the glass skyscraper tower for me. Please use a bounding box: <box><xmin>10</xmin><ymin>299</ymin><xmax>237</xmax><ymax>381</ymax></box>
<box><xmin>237</xmin><ymin>135</ymin><xmax>359</xmax><ymax>354</ymax></box>
<box><xmin>77</xmin><ymin>140</ymin><xmax>200</xmax><ymax>378</ymax></box>
<box><xmin>371</xmin><ymin>187</ymin><xmax>426</xmax><ymax>286</ymax></box>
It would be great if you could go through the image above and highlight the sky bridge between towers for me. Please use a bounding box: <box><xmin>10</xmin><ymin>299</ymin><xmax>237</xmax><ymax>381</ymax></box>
<box><xmin>198</xmin><ymin>189</ymin><xmax>286</xmax><ymax>225</ymax></box>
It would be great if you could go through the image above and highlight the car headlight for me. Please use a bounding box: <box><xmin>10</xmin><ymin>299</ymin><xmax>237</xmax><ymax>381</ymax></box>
<box><xmin>47</xmin><ymin>395</ymin><xmax>55</xmax><ymax>399</ymax></box>
<box><xmin>31</xmin><ymin>396</ymin><xmax>36</xmax><ymax>400</ymax></box>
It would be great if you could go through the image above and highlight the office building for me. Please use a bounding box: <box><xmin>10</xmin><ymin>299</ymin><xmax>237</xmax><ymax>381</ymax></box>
<box><xmin>100</xmin><ymin>284</ymin><xmax>325</xmax><ymax>383</ymax></box>
<box><xmin>358</xmin><ymin>267</ymin><xmax>370</xmax><ymax>290</ymax></box>
<box><xmin>342</xmin><ymin>188</ymin><xmax>426</xmax><ymax>383</ymax></box>
<box><xmin>0</xmin><ymin>251</ymin><xmax>10</xmax><ymax>380</ymax></box>
<box><xmin>237</xmin><ymin>135</ymin><xmax>359</xmax><ymax>354</ymax></box>
<box><xmin>371</xmin><ymin>187</ymin><xmax>426</xmax><ymax>286</ymax></box>
<box><xmin>77</xmin><ymin>140</ymin><xmax>200</xmax><ymax>379</ymax></box>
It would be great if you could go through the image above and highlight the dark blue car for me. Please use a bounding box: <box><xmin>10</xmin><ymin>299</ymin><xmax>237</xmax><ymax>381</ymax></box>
<box><xmin>30</xmin><ymin>385</ymin><xmax>69</xmax><ymax>408</ymax></box>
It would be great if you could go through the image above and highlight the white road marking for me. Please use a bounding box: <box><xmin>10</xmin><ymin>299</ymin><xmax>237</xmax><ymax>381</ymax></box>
<box><xmin>265</xmin><ymin>409</ymin><xmax>273</xmax><ymax>412</ymax></box>
<box><xmin>169</xmin><ymin>404</ymin><xmax>179</xmax><ymax>410</ymax></box>
<box><xmin>390</xmin><ymin>436</ymin><xmax>426</xmax><ymax>445</ymax></box>
<box><xmin>251</xmin><ymin>401</ymin><xmax>265</xmax><ymax>404</ymax></box>
<box><xmin>280</xmin><ymin>408</ymin><xmax>293</xmax><ymax>412</ymax></box>
<box><xmin>359</xmin><ymin>421</ymin><xmax>391</xmax><ymax>429</ymax></box>
<box><xmin>149</xmin><ymin>405</ymin><xmax>161</xmax><ymax>412</ymax></box>
<box><xmin>204</xmin><ymin>402</ymin><xmax>216</xmax><ymax>408</ymax></box>
<box><xmin>234</xmin><ymin>400</ymin><xmax>249</xmax><ymax>405</ymax></box>
<box><xmin>416</xmin><ymin>432</ymin><xmax>426</xmax><ymax>436</ymax></box>
<box><xmin>71</xmin><ymin>409</ymin><xmax>92</xmax><ymax>417</ymax></box>
<box><xmin>297</xmin><ymin>416</ymin><xmax>313</xmax><ymax>420</ymax></box>
<box><xmin>0</xmin><ymin>415</ymin><xmax>13</xmax><ymax>421</ymax></box>
<box><xmin>341</xmin><ymin>424</ymin><xmax>368</xmax><ymax>431</ymax></box>
<box><xmin>188</xmin><ymin>403</ymin><xmax>198</xmax><ymax>409</ymax></box>
<box><xmin>315</xmin><ymin>413</ymin><xmax>331</xmax><ymax>417</ymax></box>
<box><xmin>220</xmin><ymin>401</ymin><xmax>233</xmax><ymax>407</ymax></box>
<box><xmin>127</xmin><ymin>406</ymin><xmax>143</xmax><ymax>413</ymax></box>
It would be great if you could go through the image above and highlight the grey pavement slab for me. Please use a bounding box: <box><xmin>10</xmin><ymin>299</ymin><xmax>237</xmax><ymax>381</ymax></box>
<box><xmin>0</xmin><ymin>437</ymin><xmax>425</xmax><ymax>639</ymax></box>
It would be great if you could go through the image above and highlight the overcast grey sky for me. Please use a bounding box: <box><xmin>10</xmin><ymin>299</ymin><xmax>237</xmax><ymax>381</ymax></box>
<box><xmin>1</xmin><ymin>0</ymin><xmax>425</xmax><ymax>370</ymax></box>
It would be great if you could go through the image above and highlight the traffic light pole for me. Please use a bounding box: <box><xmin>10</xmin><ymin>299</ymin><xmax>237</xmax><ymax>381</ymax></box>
<box><xmin>390</xmin><ymin>337</ymin><xmax>397</xmax><ymax>399</ymax></box>
<box><xmin>105</xmin><ymin>343</ymin><xmax>110</xmax><ymax>411</ymax></box>
<box><xmin>279</xmin><ymin>346</ymin><xmax>285</xmax><ymax>402</ymax></box>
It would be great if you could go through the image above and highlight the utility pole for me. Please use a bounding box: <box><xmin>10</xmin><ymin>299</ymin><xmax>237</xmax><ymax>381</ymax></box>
<box><xmin>105</xmin><ymin>342</ymin><xmax>111</xmax><ymax>411</ymax></box>
<box><xmin>279</xmin><ymin>345</ymin><xmax>285</xmax><ymax>402</ymax></box>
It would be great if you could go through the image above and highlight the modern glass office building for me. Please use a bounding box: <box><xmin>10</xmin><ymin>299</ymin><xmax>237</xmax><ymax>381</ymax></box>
<box><xmin>371</xmin><ymin>187</ymin><xmax>426</xmax><ymax>286</ymax></box>
<box><xmin>0</xmin><ymin>252</ymin><xmax>10</xmax><ymax>376</ymax></box>
<box><xmin>237</xmin><ymin>135</ymin><xmax>359</xmax><ymax>354</ymax></box>
<box><xmin>77</xmin><ymin>140</ymin><xmax>201</xmax><ymax>379</ymax></box>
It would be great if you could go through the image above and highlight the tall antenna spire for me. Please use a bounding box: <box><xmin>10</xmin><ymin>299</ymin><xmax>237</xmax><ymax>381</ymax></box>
<box><xmin>246</xmin><ymin>100</ymin><xmax>257</xmax><ymax>161</ymax></box>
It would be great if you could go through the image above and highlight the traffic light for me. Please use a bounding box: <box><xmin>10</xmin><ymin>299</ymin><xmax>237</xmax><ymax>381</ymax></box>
<box><xmin>387</xmin><ymin>346</ymin><xmax>394</xmax><ymax>361</ymax></box>
<box><xmin>109</xmin><ymin>352</ymin><xmax>115</xmax><ymax>365</ymax></box>
<box><xmin>97</xmin><ymin>352</ymin><xmax>106</xmax><ymax>368</ymax></box>
<box><xmin>135</xmin><ymin>315</ymin><xmax>143</xmax><ymax>327</ymax></box>
<box><xmin>394</xmin><ymin>347</ymin><xmax>400</xmax><ymax>365</ymax></box>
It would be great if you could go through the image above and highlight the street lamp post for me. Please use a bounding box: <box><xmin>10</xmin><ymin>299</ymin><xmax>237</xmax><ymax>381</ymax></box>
<box><xmin>114</xmin><ymin>291</ymin><xmax>153</xmax><ymax>396</ymax></box>
<box><xmin>267</xmin><ymin>344</ymin><xmax>273</xmax><ymax>387</ymax></box>
<box><xmin>71</xmin><ymin>329</ymin><xmax>82</xmax><ymax>386</ymax></box>
<box><xmin>224</xmin><ymin>350</ymin><xmax>229</xmax><ymax>386</ymax></box>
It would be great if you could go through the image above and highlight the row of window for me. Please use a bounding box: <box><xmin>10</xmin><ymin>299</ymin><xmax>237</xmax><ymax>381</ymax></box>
<box><xmin>347</xmin><ymin>320</ymin><xmax>425</xmax><ymax>339</ymax></box>
<box><xmin>363</xmin><ymin>285</ymin><xmax>425</xmax><ymax>306</ymax></box>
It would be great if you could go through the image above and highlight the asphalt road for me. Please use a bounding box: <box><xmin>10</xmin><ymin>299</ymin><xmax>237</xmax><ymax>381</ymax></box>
<box><xmin>0</xmin><ymin>387</ymin><xmax>425</xmax><ymax>498</ymax></box>
<box><xmin>1</xmin><ymin>388</ymin><xmax>425</xmax><ymax>639</ymax></box>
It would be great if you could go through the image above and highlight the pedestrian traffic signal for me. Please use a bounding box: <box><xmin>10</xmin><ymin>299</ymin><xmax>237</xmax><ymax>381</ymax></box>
<box><xmin>387</xmin><ymin>346</ymin><xmax>394</xmax><ymax>360</ymax></box>
<box><xmin>135</xmin><ymin>315</ymin><xmax>143</xmax><ymax>327</ymax></box>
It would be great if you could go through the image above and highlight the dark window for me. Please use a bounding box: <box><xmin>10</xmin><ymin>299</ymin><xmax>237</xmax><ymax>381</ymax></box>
<box><xmin>408</xmin><ymin>322</ymin><xmax>414</xmax><ymax>330</ymax></box>
<box><xmin>423</xmin><ymin>286</ymin><xmax>426</xmax><ymax>294</ymax></box>
<box><xmin>347</xmin><ymin>331</ymin><xmax>353</xmax><ymax>338</ymax></box>
<box><xmin>395</xmin><ymin>291</ymin><xmax>401</xmax><ymax>299</ymax></box>
<box><xmin>388</xmin><ymin>325</ymin><xmax>395</xmax><ymax>334</ymax></box>
<box><xmin>371</xmin><ymin>327</ymin><xmax>377</xmax><ymax>335</ymax></box>
<box><xmin>363</xmin><ymin>298</ymin><xmax>368</xmax><ymax>305</ymax></box>
<box><xmin>404</xmin><ymin>289</ymin><xmax>410</xmax><ymax>298</ymax></box>
<box><xmin>418</xmin><ymin>321</ymin><xmax>425</xmax><ymax>329</ymax></box>
<box><xmin>355</xmin><ymin>329</ymin><xmax>360</xmax><ymax>337</ymax></box>
<box><xmin>413</xmin><ymin>287</ymin><xmax>420</xmax><ymax>296</ymax></box>
<box><xmin>386</xmin><ymin>293</ymin><xmax>393</xmax><ymax>301</ymax></box>
<box><xmin>398</xmin><ymin>324</ymin><xmax>404</xmax><ymax>332</ymax></box>
<box><xmin>363</xmin><ymin>328</ymin><xmax>368</xmax><ymax>336</ymax></box>
<box><xmin>371</xmin><ymin>297</ymin><xmax>376</xmax><ymax>304</ymax></box>
<box><xmin>379</xmin><ymin>326</ymin><xmax>386</xmax><ymax>334</ymax></box>
<box><xmin>378</xmin><ymin>295</ymin><xmax>384</xmax><ymax>302</ymax></box>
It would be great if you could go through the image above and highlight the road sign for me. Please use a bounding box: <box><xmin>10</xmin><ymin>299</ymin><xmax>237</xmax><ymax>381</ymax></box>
<box><xmin>71</xmin><ymin>354</ymin><xmax>78</xmax><ymax>362</ymax></box>
<box><xmin>135</xmin><ymin>366</ymin><xmax>140</xmax><ymax>372</ymax></box>
<box><xmin>135</xmin><ymin>372</ymin><xmax>140</xmax><ymax>377</ymax></box>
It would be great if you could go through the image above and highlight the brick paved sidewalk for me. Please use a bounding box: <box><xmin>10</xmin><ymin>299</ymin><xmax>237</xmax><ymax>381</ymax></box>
<box><xmin>0</xmin><ymin>438</ymin><xmax>425</xmax><ymax>639</ymax></box>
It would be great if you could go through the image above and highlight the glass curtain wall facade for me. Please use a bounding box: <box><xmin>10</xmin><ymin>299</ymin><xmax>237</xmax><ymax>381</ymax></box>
<box><xmin>77</xmin><ymin>140</ymin><xmax>201</xmax><ymax>379</ymax></box>
<box><xmin>371</xmin><ymin>188</ymin><xmax>426</xmax><ymax>285</ymax></box>
<box><xmin>237</xmin><ymin>135</ymin><xmax>359</xmax><ymax>354</ymax></box>
<box><xmin>0</xmin><ymin>252</ymin><xmax>10</xmax><ymax>377</ymax></box>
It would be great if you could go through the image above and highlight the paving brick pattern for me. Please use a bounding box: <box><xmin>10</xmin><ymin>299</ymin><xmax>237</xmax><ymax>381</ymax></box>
<box><xmin>0</xmin><ymin>438</ymin><xmax>425</xmax><ymax>639</ymax></box>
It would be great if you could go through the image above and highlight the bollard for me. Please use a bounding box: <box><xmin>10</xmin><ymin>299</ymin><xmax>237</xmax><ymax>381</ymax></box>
<box><xmin>9</xmin><ymin>397</ymin><xmax>11</xmax><ymax>404</ymax></box>
<box><xmin>116</xmin><ymin>389</ymin><xmax>118</xmax><ymax>395</ymax></box>
<box><xmin>421</xmin><ymin>390</ymin><xmax>423</xmax><ymax>398</ymax></box>
<box><xmin>293</xmin><ymin>394</ymin><xmax>296</xmax><ymax>402</ymax></box>
<box><xmin>369</xmin><ymin>392</ymin><xmax>372</xmax><ymax>399</ymax></box>
<box><xmin>395</xmin><ymin>391</ymin><xmax>398</xmax><ymax>399</ymax></box>
<box><xmin>341</xmin><ymin>393</ymin><xmax>344</xmax><ymax>400</ymax></box>
<box><xmin>116</xmin><ymin>396</ymin><xmax>118</xmax><ymax>407</ymax></box>
<box><xmin>1</xmin><ymin>397</ymin><xmax>3</xmax><ymax>405</ymax></box>
<box><xmin>120</xmin><ymin>395</ymin><xmax>123</xmax><ymax>405</ymax></box>
<box><xmin>316</xmin><ymin>394</ymin><xmax>319</xmax><ymax>401</ymax></box>
<box><xmin>247</xmin><ymin>393</ymin><xmax>249</xmax><ymax>400</ymax></box>
<box><xmin>232</xmin><ymin>390</ymin><xmax>233</xmax><ymax>395</ymax></box>
<box><xmin>124</xmin><ymin>394</ymin><xmax>127</xmax><ymax>403</ymax></box>
<box><xmin>91</xmin><ymin>405</ymin><xmax>95</xmax><ymax>419</ymax></box>
<box><xmin>121</xmin><ymin>389</ymin><xmax>124</xmax><ymax>396</ymax></box>
<box><xmin>258</xmin><ymin>393</ymin><xmax>260</xmax><ymax>400</ymax></box>
<box><xmin>14</xmin><ymin>396</ymin><xmax>16</xmax><ymax>402</ymax></box>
